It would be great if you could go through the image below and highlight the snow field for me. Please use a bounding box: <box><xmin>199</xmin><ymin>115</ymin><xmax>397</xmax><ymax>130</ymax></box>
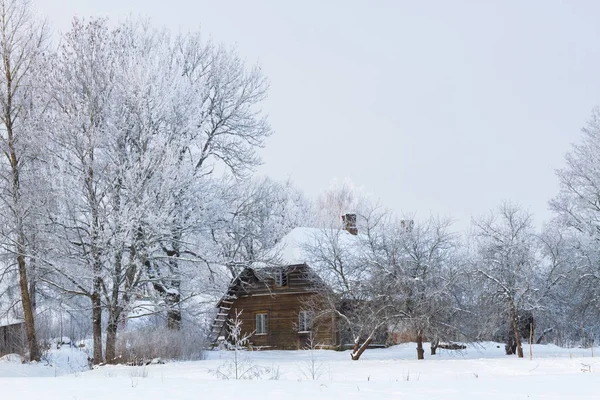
<box><xmin>0</xmin><ymin>342</ymin><xmax>599</xmax><ymax>399</ymax></box>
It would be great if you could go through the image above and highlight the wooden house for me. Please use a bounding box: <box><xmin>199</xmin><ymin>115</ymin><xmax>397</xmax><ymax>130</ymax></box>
<box><xmin>211</xmin><ymin>263</ymin><xmax>340</xmax><ymax>350</ymax></box>
<box><xmin>211</xmin><ymin>217</ymin><xmax>363</xmax><ymax>350</ymax></box>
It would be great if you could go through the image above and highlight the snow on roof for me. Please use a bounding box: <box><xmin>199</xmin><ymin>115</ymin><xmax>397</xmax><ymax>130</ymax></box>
<box><xmin>0</xmin><ymin>315</ymin><xmax>24</xmax><ymax>327</ymax></box>
<box><xmin>264</xmin><ymin>227</ymin><xmax>366</xmax><ymax>293</ymax></box>
<box><xmin>274</xmin><ymin>227</ymin><xmax>363</xmax><ymax>265</ymax></box>
<box><xmin>276</xmin><ymin>227</ymin><xmax>319</xmax><ymax>265</ymax></box>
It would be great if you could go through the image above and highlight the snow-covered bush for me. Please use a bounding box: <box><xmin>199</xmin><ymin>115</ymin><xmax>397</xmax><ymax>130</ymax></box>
<box><xmin>115</xmin><ymin>326</ymin><xmax>206</xmax><ymax>364</ymax></box>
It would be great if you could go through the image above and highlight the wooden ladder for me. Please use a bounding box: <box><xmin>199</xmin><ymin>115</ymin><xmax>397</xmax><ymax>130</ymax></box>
<box><xmin>210</xmin><ymin>297</ymin><xmax>235</xmax><ymax>344</ymax></box>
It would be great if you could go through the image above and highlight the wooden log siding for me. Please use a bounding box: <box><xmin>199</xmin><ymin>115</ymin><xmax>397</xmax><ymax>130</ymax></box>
<box><xmin>223</xmin><ymin>264</ymin><xmax>340</xmax><ymax>350</ymax></box>
<box><xmin>0</xmin><ymin>322</ymin><xmax>25</xmax><ymax>356</ymax></box>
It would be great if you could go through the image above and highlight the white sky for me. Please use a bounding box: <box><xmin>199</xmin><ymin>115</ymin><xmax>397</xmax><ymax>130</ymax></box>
<box><xmin>37</xmin><ymin>0</ymin><xmax>600</xmax><ymax>231</ymax></box>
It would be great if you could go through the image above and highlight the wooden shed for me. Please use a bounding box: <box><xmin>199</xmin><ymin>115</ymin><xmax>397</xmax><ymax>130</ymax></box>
<box><xmin>0</xmin><ymin>320</ymin><xmax>25</xmax><ymax>356</ymax></box>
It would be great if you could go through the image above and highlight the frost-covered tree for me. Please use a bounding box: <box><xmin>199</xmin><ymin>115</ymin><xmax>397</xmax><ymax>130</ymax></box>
<box><xmin>535</xmin><ymin>221</ymin><xmax>576</xmax><ymax>344</ymax></box>
<box><xmin>42</xmin><ymin>16</ymin><xmax>273</xmax><ymax>362</ymax></box>
<box><xmin>44</xmin><ymin>18</ymin><xmax>131</xmax><ymax>363</ymax></box>
<box><xmin>550</xmin><ymin>108</ymin><xmax>600</xmax><ymax>340</ymax></box>
<box><xmin>301</xmin><ymin>217</ymin><xmax>381</xmax><ymax>361</ymax></box>
<box><xmin>211</xmin><ymin>177</ymin><xmax>312</xmax><ymax>277</ymax></box>
<box><xmin>471</xmin><ymin>202</ymin><xmax>540</xmax><ymax>358</ymax></box>
<box><xmin>365</xmin><ymin>215</ymin><xmax>461</xmax><ymax>359</ymax></box>
<box><xmin>145</xmin><ymin>30</ymin><xmax>272</xmax><ymax>330</ymax></box>
<box><xmin>0</xmin><ymin>0</ymin><xmax>48</xmax><ymax>361</ymax></box>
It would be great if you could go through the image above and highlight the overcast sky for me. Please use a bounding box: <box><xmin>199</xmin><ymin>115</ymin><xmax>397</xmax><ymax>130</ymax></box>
<box><xmin>37</xmin><ymin>0</ymin><xmax>600</xmax><ymax>231</ymax></box>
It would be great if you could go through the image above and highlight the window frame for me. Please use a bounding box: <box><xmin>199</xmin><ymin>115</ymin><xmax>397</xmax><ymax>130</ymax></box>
<box><xmin>298</xmin><ymin>310</ymin><xmax>313</xmax><ymax>333</ymax></box>
<box><xmin>274</xmin><ymin>268</ymin><xmax>288</xmax><ymax>288</ymax></box>
<box><xmin>255</xmin><ymin>312</ymin><xmax>268</xmax><ymax>335</ymax></box>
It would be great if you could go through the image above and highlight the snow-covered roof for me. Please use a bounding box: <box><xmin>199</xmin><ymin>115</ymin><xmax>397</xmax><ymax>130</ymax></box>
<box><xmin>274</xmin><ymin>227</ymin><xmax>363</xmax><ymax>265</ymax></box>
<box><xmin>0</xmin><ymin>315</ymin><xmax>24</xmax><ymax>327</ymax></box>
<box><xmin>265</xmin><ymin>227</ymin><xmax>366</xmax><ymax>293</ymax></box>
<box><xmin>217</xmin><ymin>227</ymin><xmax>366</xmax><ymax>303</ymax></box>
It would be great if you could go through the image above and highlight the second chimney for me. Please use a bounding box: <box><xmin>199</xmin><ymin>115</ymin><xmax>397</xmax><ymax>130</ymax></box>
<box><xmin>342</xmin><ymin>213</ymin><xmax>358</xmax><ymax>235</ymax></box>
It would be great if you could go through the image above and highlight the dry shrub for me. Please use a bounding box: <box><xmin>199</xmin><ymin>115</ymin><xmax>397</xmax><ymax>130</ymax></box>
<box><xmin>115</xmin><ymin>327</ymin><xmax>206</xmax><ymax>364</ymax></box>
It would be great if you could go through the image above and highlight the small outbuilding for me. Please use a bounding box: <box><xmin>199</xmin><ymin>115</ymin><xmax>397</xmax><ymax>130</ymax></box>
<box><xmin>0</xmin><ymin>318</ymin><xmax>25</xmax><ymax>356</ymax></box>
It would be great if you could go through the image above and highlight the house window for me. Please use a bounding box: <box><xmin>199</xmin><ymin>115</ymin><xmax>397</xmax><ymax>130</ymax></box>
<box><xmin>256</xmin><ymin>313</ymin><xmax>268</xmax><ymax>335</ymax></box>
<box><xmin>298</xmin><ymin>310</ymin><xmax>313</xmax><ymax>332</ymax></box>
<box><xmin>274</xmin><ymin>268</ymin><xmax>288</xmax><ymax>287</ymax></box>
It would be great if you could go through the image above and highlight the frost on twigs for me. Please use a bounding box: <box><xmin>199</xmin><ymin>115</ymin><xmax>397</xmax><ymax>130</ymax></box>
<box><xmin>209</xmin><ymin>309</ymin><xmax>280</xmax><ymax>380</ymax></box>
<box><xmin>299</xmin><ymin>331</ymin><xmax>325</xmax><ymax>380</ymax></box>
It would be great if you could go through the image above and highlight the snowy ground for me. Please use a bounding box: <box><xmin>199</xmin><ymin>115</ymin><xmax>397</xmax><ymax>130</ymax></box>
<box><xmin>1</xmin><ymin>342</ymin><xmax>599</xmax><ymax>399</ymax></box>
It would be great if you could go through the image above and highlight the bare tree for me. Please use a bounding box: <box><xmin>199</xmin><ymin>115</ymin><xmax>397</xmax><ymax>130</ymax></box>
<box><xmin>471</xmin><ymin>202</ymin><xmax>540</xmax><ymax>358</ymax></box>
<box><xmin>364</xmin><ymin>215</ymin><xmax>461</xmax><ymax>359</ymax></box>
<box><xmin>549</xmin><ymin>108</ymin><xmax>600</xmax><ymax>341</ymax></box>
<box><xmin>301</xmin><ymin>206</ymin><xmax>400</xmax><ymax>361</ymax></box>
<box><xmin>144</xmin><ymin>31</ymin><xmax>272</xmax><ymax>330</ymax></box>
<box><xmin>211</xmin><ymin>177</ymin><xmax>311</xmax><ymax>278</ymax></box>
<box><xmin>0</xmin><ymin>0</ymin><xmax>48</xmax><ymax>361</ymax></box>
<box><xmin>44</xmin><ymin>17</ymin><xmax>274</xmax><ymax>362</ymax></box>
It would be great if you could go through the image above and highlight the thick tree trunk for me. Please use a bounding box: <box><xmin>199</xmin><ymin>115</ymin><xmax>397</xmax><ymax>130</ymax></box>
<box><xmin>510</xmin><ymin>306</ymin><xmax>524</xmax><ymax>358</ymax></box>
<box><xmin>10</xmin><ymin>142</ymin><xmax>39</xmax><ymax>361</ymax></box>
<box><xmin>416</xmin><ymin>331</ymin><xmax>425</xmax><ymax>360</ymax></box>
<box><xmin>18</xmin><ymin>250</ymin><xmax>40</xmax><ymax>361</ymax></box>
<box><xmin>166</xmin><ymin>291</ymin><xmax>181</xmax><ymax>330</ymax></box>
<box><xmin>167</xmin><ymin>308</ymin><xmax>181</xmax><ymax>330</ymax></box>
<box><xmin>91</xmin><ymin>291</ymin><xmax>103</xmax><ymax>364</ymax></box>
<box><xmin>0</xmin><ymin>0</ymin><xmax>45</xmax><ymax>363</ymax></box>
<box><xmin>505</xmin><ymin>335</ymin><xmax>516</xmax><ymax>355</ymax></box>
<box><xmin>7</xmin><ymin>109</ymin><xmax>39</xmax><ymax>361</ymax></box>
<box><xmin>166</xmin><ymin>236</ymin><xmax>182</xmax><ymax>330</ymax></box>
<box><xmin>87</xmin><ymin>153</ymin><xmax>104</xmax><ymax>365</ymax></box>
<box><xmin>105</xmin><ymin>319</ymin><xmax>118</xmax><ymax>364</ymax></box>
<box><xmin>148</xmin><ymin>256</ymin><xmax>182</xmax><ymax>330</ymax></box>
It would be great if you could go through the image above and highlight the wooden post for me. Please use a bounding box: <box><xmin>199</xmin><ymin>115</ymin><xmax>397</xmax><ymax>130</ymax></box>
<box><xmin>529</xmin><ymin>323</ymin><xmax>533</xmax><ymax>360</ymax></box>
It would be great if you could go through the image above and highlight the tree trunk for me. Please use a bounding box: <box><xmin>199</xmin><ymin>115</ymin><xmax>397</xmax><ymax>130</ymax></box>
<box><xmin>416</xmin><ymin>331</ymin><xmax>425</xmax><ymax>360</ymax></box>
<box><xmin>431</xmin><ymin>338</ymin><xmax>439</xmax><ymax>355</ymax></box>
<box><xmin>166</xmin><ymin>292</ymin><xmax>181</xmax><ymax>330</ymax></box>
<box><xmin>18</xmin><ymin>250</ymin><xmax>40</xmax><ymax>361</ymax></box>
<box><xmin>105</xmin><ymin>316</ymin><xmax>119</xmax><ymax>364</ymax></box>
<box><xmin>7</xmin><ymin>106</ymin><xmax>39</xmax><ymax>361</ymax></box>
<box><xmin>536</xmin><ymin>328</ymin><xmax>553</xmax><ymax>344</ymax></box>
<box><xmin>88</xmin><ymin>155</ymin><xmax>104</xmax><ymax>365</ymax></box>
<box><xmin>167</xmin><ymin>308</ymin><xmax>181</xmax><ymax>330</ymax></box>
<box><xmin>505</xmin><ymin>335</ymin><xmax>516</xmax><ymax>355</ymax></box>
<box><xmin>510</xmin><ymin>307</ymin><xmax>523</xmax><ymax>358</ymax></box>
<box><xmin>91</xmin><ymin>291</ymin><xmax>103</xmax><ymax>364</ymax></box>
<box><xmin>0</xmin><ymin>0</ymin><xmax>45</xmax><ymax>363</ymax></box>
<box><xmin>11</xmin><ymin>147</ymin><xmax>39</xmax><ymax>362</ymax></box>
<box><xmin>29</xmin><ymin>251</ymin><xmax>36</xmax><ymax>312</ymax></box>
<box><xmin>351</xmin><ymin>335</ymin><xmax>373</xmax><ymax>361</ymax></box>
<box><xmin>166</xmin><ymin>234</ymin><xmax>182</xmax><ymax>330</ymax></box>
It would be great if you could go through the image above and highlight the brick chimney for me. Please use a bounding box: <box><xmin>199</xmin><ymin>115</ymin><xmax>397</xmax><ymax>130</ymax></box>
<box><xmin>342</xmin><ymin>213</ymin><xmax>358</xmax><ymax>235</ymax></box>
<box><xmin>400</xmin><ymin>219</ymin><xmax>414</xmax><ymax>232</ymax></box>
